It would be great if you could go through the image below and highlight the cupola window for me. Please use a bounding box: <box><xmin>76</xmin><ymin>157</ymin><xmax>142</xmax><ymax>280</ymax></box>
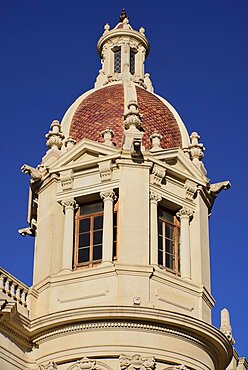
<box><xmin>114</xmin><ymin>48</ymin><xmax>121</xmax><ymax>73</ymax></box>
<box><xmin>158</xmin><ymin>207</ymin><xmax>180</xmax><ymax>274</ymax></box>
<box><xmin>130</xmin><ymin>49</ymin><xmax>136</xmax><ymax>75</ymax></box>
<box><xmin>74</xmin><ymin>200</ymin><xmax>118</xmax><ymax>268</ymax></box>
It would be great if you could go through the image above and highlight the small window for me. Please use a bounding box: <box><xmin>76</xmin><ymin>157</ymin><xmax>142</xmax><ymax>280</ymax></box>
<box><xmin>114</xmin><ymin>48</ymin><xmax>121</xmax><ymax>73</ymax></box>
<box><xmin>158</xmin><ymin>207</ymin><xmax>180</xmax><ymax>275</ymax></box>
<box><xmin>74</xmin><ymin>201</ymin><xmax>104</xmax><ymax>268</ymax></box>
<box><xmin>130</xmin><ymin>50</ymin><xmax>135</xmax><ymax>75</ymax></box>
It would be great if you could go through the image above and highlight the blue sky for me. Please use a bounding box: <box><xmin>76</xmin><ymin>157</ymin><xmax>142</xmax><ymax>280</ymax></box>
<box><xmin>0</xmin><ymin>0</ymin><xmax>247</xmax><ymax>357</ymax></box>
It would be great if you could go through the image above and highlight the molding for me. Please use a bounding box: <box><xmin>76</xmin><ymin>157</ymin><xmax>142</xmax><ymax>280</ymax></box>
<box><xmin>33</xmin><ymin>320</ymin><xmax>205</xmax><ymax>347</ymax></box>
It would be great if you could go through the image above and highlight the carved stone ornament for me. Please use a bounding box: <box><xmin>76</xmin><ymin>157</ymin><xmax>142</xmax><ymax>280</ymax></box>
<box><xmin>39</xmin><ymin>361</ymin><xmax>57</xmax><ymax>370</ymax></box>
<box><xmin>76</xmin><ymin>357</ymin><xmax>100</xmax><ymax>370</ymax></box>
<box><xmin>150</xmin><ymin>191</ymin><xmax>162</xmax><ymax>204</ymax></box>
<box><xmin>184</xmin><ymin>179</ymin><xmax>197</xmax><ymax>200</ymax></box>
<box><xmin>220</xmin><ymin>308</ymin><xmax>235</xmax><ymax>345</ymax></box>
<box><xmin>101</xmin><ymin>128</ymin><xmax>114</xmax><ymax>146</ymax></box>
<box><xmin>100</xmin><ymin>189</ymin><xmax>117</xmax><ymax>202</ymax></box>
<box><xmin>65</xmin><ymin>136</ymin><xmax>76</xmax><ymax>150</ymax></box>
<box><xmin>98</xmin><ymin>160</ymin><xmax>112</xmax><ymax>182</ymax></box>
<box><xmin>45</xmin><ymin>120</ymin><xmax>65</xmax><ymax>151</ymax></box>
<box><xmin>21</xmin><ymin>164</ymin><xmax>45</xmax><ymax>183</ymax></box>
<box><xmin>209</xmin><ymin>181</ymin><xmax>231</xmax><ymax>197</ymax></box>
<box><xmin>119</xmin><ymin>354</ymin><xmax>155</xmax><ymax>370</ymax></box>
<box><xmin>164</xmin><ymin>366</ymin><xmax>189</xmax><ymax>370</ymax></box>
<box><xmin>150</xmin><ymin>164</ymin><xmax>166</xmax><ymax>187</ymax></box>
<box><xmin>62</xmin><ymin>199</ymin><xmax>78</xmax><ymax>211</ymax></box>
<box><xmin>176</xmin><ymin>207</ymin><xmax>193</xmax><ymax>221</ymax></box>
<box><xmin>124</xmin><ymin>101</ymin><xmax>143</xmax><ymax>130</ymax></box>
<box><xmin>60</xmin><ymin>169</ymin><xmax>74</xmax><ymax>191</ymax></box>
<box><xmin>150</xmin><ymin>131</ymin><xmax>163</xmax><ymax>151</ymax></box>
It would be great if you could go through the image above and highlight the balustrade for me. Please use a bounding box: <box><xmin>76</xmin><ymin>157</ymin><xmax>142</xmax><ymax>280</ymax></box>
<box><xmin>0</xmin><ymin>268</ymin><xmax>28</xmax><ymax>306</ymax></box>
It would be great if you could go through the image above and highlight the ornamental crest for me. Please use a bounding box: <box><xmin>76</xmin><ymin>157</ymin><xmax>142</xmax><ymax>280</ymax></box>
<box><xmin>76</xmin><ymin>357</ymin><xmax>101</xmax><ymax>370</ymax></box>
<box><xmin>119</xmin><ymin>354</ymin><xmax>155</xmax><ymax>370</ymax></box>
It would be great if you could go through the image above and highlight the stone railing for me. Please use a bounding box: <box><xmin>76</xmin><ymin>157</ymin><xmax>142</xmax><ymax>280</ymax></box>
<box><xmin>0</xmin><ymin>268</ymin><xmax>29</xmax><ymax>307</ymax></box>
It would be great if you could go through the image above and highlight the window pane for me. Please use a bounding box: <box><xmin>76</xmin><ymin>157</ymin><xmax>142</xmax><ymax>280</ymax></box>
<box><xmin>80</xmin><ymin>202</ymin><xmax>103</xmax><ymax>216</ymax></box>
<box><xmin>166</xmin><ymin>253</ymin><xmax>173</xmax><ymax>269</ymax></box>
<box><xmin>78</xmin><ymin>248</ymin><xmax>90</xmax><ymax>263</ymax></box>
<box><xmin>166</xmin><ymin>224</ymin><xmax>173</xmax><ymax>239</ymax></box>
<box><xmin>94</xmin><ymin>215</ymin><xmax>103</xmax><ymax>230</ymax></box>
<box><xmin>93</xmin><ymin>245</ymin><xmax>102</xmax><ymax>260</ymax></box>
<box><xmin>130</xmin><ymin>51</ymin><xmax>135</xmax><ymax>75</ymax></box>
<box><xmin>158</xmin><ymin>235</ymin><xmax>163</xmax><ymax>250</ymax></box>
<box><xmin>114</xmin><ymin>49</ymin><xmax>121</xmax><ymax>73</ymax></box>
<box><xmin>166</xmin><ymin>239</ymin><xmax>173</xmax><ymax>254</ymax></box>
<box><xmin>93</xmin><ymin>230</ymin><xmax>102</xmax><ymax>246</ymax></box>
<box><xmin>158</xmin><ymin>250</ymin><xmax>163</xmax><ymax>265</ymax></box>
<box><xmin>158</xmin><ymin>208</ymin><xmax>174</xmax><ymax>223</ymax></box>
<box><xmin>79</xmin><ymin>233</ymin><xmax>90</xmax><ymax>248</ymax></box>
<box><xmin>79</xmin><ymin>218</ymin><xmax>90</xmax><ymax>233</ymax></box>
<box><xmin>158</xmin><ymin>220</ymin><xmax>162</xmax><ymax>235</ymax></box>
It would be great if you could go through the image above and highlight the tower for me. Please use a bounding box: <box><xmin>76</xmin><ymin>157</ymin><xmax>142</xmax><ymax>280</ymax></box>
<box><xmin>0</xmin><ymin>11</ymin><xmax>247</xmax><ymax>370</ymax></box>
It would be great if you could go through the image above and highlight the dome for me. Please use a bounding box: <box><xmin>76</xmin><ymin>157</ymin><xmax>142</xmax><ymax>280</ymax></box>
<box><xmin>68</xmin><ymin>83</ymin><xmax>183</xmax><ymax>150</ymax></box>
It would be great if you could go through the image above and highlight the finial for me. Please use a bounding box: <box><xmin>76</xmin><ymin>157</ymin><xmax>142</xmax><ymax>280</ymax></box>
<box><xmin>104</xmin><ymin>23</ymin><xmax>110</xmax><ymax>33</ymax></box>
<box><xmin>150</xmin><ymin>131</ymin><xmax>163</xmax><ymax>152</ymax></box>
<box><xmin>139</xmin><ymin>27</ymin><xmax>145</xmax><ymax>34</ymax></box>
<box><xmin>220</xmin><ymin>308</ymin><xmax>235</xmax><ymax>344</ymax></box>
<box><xmin>65</xmin><ymin>136</ymin><xmax>76</xmax><ymax>150</ymax></box>
<box><xmin>101</xmin><ymin>128</ymin><xmax>114</xmax><ymax>146</ymax></box>
<box><xmin>45</xmin><ymin>120</ymin><xmax>64</xmax><ymax>151</ymax></box>
<box><xmin>119</xmin><ymin>9</ymin><xmax>128</xmax><ymax>22</ymax></box>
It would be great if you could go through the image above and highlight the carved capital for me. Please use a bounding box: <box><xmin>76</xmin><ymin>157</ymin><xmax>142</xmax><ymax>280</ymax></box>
<box><xmin>184</xmin><ymin>179</ymin><xmax>197</xmax><ymax>200</ymax></box>
<box><xmin>100</xmin><ymin>189</ymin><xmax>117</xmax><ymax>202</ymax></box>
<box><xmin>98</xmin><ymin>160</ymin><xmax>112</xmax><ymax>182</ymax></box>
<box><xmin>150</xmin><ymin>164</ymin><xmax>166</xmax><ymax>187</ymax></box>
<box><xmin>176</xmin><ymin>207</ymin><xmax>193</xmax><ymax>220</ymax></box>
<box><xmin>60</xmin><ymin>169</ymin><xmax>74</xmax><ymax>191</ymax></box>
<box><xmin>61</xmin><ymin>199</ymin><xmax>77</xmax><ymax>211</ymax></box>
<box><xmin>150</xmin><ymin>191</ymin><xmax>162</xmax><ymax>204</ymax></box>
<box><xmin>120</xmin><ymin>355</ymin><xmax>155</xmax><ymax>370</ymax></box>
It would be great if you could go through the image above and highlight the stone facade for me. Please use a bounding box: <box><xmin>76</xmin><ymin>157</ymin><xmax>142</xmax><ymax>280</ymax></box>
<box><xmin>0</xmin><ymin>11</ymin><xmax>246</xmax><ymax>370</ymax></box>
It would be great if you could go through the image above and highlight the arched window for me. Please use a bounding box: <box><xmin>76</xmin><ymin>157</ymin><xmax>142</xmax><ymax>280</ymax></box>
<box><xmin>158</xmin><ymin>207</ymin><xmax>180</xmax><ymax>275</ymax></box>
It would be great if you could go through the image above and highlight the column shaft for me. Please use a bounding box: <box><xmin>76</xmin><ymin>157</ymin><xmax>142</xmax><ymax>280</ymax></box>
<box><xmin>62</xmin><ymin>199</ymin><xmax>76</xmax><ymax>271</ymax></box>
<box><xmin>150</xmin><ymin>193</ymin><xmax>162</xmax><ymax>265</ymax></box>
<box><xmin>100</xmin><ymin>190</ymin><xmax>116</xmax><ymax>263</ymax></box>
<box><xmin>177</xmin><ymin>208</ymin><xmax>193</xmax><ymax>279</ymax></box>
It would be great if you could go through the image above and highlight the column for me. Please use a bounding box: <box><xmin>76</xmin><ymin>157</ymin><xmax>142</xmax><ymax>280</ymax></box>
<box><xmin>176</xmin><ymin>207</ymin><xmax>193</xmax><ymax>279</ymax></box>
<box><xmin>100</xmin><ymin>189</ymin><xmax>117</xmax><ymax>263</ymax></box>
<box><xmin>150</xmin><ymin>192</ymin><xmax>162</xmax><ymax>265</ymax></box>
<box><xmin>61</xmin><ymin>199</ymin><xmax>77</xmax><ymax>270</ymax></box>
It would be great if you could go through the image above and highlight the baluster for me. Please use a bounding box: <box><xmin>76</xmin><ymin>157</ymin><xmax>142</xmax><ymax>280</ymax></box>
<box><xmin>16</xmin><ymin>286</ymin><xmax>21</xmax><ymax>303</ymax></box>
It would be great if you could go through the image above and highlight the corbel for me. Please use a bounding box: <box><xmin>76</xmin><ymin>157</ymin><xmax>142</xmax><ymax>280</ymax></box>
<box><xmin>60</xmin><ymin>169</ymin><xmax>74</xmax><ymax>191</ymax></box>
<box><xmin>184</xmin><ymin>179</ymin><xmax>197</xmax><ymax>200</ymax></box>
<box><xmin>150</xmin><ymin>164</ymin><xmax>166</xmax><ymax>187</ymax></box>
<box><xmin>98</xmin><ymin>159</ymin><xmax>112</xmax><ymax>182</ymax></box>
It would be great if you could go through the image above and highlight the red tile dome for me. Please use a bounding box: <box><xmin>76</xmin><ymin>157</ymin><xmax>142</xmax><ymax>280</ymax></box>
<box><xmin>69</xmin><ymin>83</ymin><xmax>182</xmax><ymax>149</ymax></box>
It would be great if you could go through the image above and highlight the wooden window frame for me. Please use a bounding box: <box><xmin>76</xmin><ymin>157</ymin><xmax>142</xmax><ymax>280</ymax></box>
<box><xmin>158</xmin><ymin>208</ymin><xmax>180</xmax><ymax>275</ymax></box>
<box><xmin>74</xmin><ymin>205</ymin><xmax>104</xmax><ymax>269</ymax></box>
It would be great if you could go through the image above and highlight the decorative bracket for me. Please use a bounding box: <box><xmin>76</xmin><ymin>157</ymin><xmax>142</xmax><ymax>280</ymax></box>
<box><xmin>150</xmin><ymin>164</ymin><xmax>166</xmax><ymax>187</ymax></box>
<box><xmin>184</xmin><ymin>179</ymin><xmax>197</xmax><ymax>200</ymax></box>
<box><xmin>60</xmin><ymin>169</ymin><xmax>74</xmax><ymax>191</ymax></box>
<box><xmin>98</xmin><ymin>160</ymin><xmax>112</xmax><ymax>182</ymax></box>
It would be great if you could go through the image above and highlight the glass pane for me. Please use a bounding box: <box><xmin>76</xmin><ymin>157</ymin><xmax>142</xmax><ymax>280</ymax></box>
<box><xmin>166</xmin><ymin>239</ymin><xmax>173</xmax><ymax>254</ymax></box>
<box><xmin>158</xmin><ymin>235</ymin><xmax>163</xmax><ymax>250</ymax></box>
<box><xmin>158</xmin><ymin>208</ymin><xmax>174</xmax><ymax>223</ymax></box>
<box><xmin>93</xmin><ymin>245</ymin><xmax>102</xmax><ymax>260</ymax></box>
<box><xmin>166</xmin><ymin>253</ymin><xmax>173</xmax><ymax>269</ymax></box>
<box><xmin>80</xmin><ymin>202</ymin><xmax>103</xmax><ymax>216</ymax></box>
<box><xmin>158</xmin><ymin>250</ymin><xmax>163</xmax><ymax>265</ymax></box>
<box><xmin>113</xmin><ymin>241</ymin><xmax>117</xmax><ymax>259</ymax></box>
<box><xmin>166</xmin><ymin>224</ymin><xmax>173</xmax><ymax>239</ymax></box>
<box><xmin>93</xmin><ymin>230</ymin><xmax>102</xmax><ymax>245</ymax></box>
<box><xmin>79</xmin><ymin>218</ymin><xmax>90</xmax><ymax>233</ymax></box>
<box><xmin>130</xmin><ymin>51</ymin><xmax>135</xmax><ymax>75</ymax></box>
<box><xmin>114</xmin><ymin>49</ymin><xmax>121</xmax><ymax>73</ymax></box>
<box><xmin>79</xmin><ymin>233</ymin><xmax>90</xmax><ymax>248</ymax></box>
<box><xmin>94</xmin><ymin>215</ymin><xmax>103</xmax><ymax>230</ymax></box>
<box><xmin>158</xmin><ymin>220</ymin><xmax>162</xmax><ymax>235</ymax></box>
<box><xmin>78</xmin><ymin>248</ymin><xmax>90</xmax><ymax>263</ymax></box>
